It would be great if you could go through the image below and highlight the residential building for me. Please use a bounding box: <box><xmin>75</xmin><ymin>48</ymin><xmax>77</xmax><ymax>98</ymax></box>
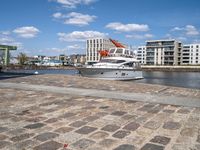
<box><xmin>137</xmin><ymin>46</ymin><xmax>146</xmax><ymax>64</ymax></box>
<box><xmin>69</xmin><ymin>54</ymin><xmax>86</xmax><ymax>65</ymax></box>
<box><xmin>86</xmin><ymin>38</ymin><xmax>115</xmax><ymax>64</ymax></box>
<box><xmin>146</xmin><ymin>39</ymin><xmax>182</xmax><ymax>65</ymax></box>
<box><xmin>182</xmin><ymin>44</ymin><xmax>200</xmax><ymax>65</ymax></box>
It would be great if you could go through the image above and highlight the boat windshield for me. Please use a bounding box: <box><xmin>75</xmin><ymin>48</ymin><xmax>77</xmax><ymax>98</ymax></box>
<box><xmin>100</xmin><ymin>59</ymin><xmax>126</xmax><ymax>63</ymax></box>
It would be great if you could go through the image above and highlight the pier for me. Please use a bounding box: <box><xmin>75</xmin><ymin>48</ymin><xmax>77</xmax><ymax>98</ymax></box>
<box><xmin>0</xmin><ymin>74</ymin><xmax>200</xmax><ymax>149</ymax></box>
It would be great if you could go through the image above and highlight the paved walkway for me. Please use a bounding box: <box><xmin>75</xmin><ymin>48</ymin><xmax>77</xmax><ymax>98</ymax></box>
<box><xmin>0</xmin><ymin>74</ymin><xmax>200</xmax><ymax>150</ymax></box>
<box><xmin>0</xmin><ymin>82</ymin><xmax>200</xmax><ymax>108</ymax></box>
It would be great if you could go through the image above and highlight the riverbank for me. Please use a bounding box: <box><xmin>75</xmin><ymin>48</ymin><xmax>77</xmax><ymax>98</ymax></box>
<box><xmin>1</xmin><ymin>65</ymin><xmax>76</xmax><ymax>71</ymax></box>
<box><xmin>0</xmin><ymin>74</ymin><xmax>200</xmax><ymax>150</ymax></box>
<box><xmin>142</xmin><ymin>65</ymin><xmax>200</xmax><ymax>72</ymax></box>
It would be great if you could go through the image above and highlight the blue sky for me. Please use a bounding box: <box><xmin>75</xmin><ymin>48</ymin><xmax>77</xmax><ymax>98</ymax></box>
<box><xmin>0</xmin><ymin>0</ymin><xmax>200</xmax><ymax>56</ymax></box>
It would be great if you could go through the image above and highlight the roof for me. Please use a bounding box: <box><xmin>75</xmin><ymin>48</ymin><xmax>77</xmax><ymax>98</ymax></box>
<box><xmin>0</xmin><ymin>45</ymin><xmax>17</xmax><ymax>50</ymax></box>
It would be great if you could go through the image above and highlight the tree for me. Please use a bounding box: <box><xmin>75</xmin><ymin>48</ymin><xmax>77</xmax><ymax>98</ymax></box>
<box><xmin>17</xmin><ymin>52</ymin><xmax>28</xmax><ymax>65</ymax></box>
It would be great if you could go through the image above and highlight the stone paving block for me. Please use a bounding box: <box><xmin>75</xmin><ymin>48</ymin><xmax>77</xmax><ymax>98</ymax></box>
<box><xmin>123</xmin><ymin>122</ymin><xmax>140</xmax><ymax>131</ymax></box>
<box><xmin>7</xmin><ymin>128</ymin><xmax>27</xmax><ymax>136</ymax></box>
<box><xmin>138</xmin><ymin>104</ymin><xmax>156</xmax><ymax>112</ymax></box>
<box><xmin>34</xmin><ymin>132</ymin><xmax>59</xmax><ymax>142</ymax></box>
<box><xmin>61</xmin><ymin>112</ymin><xmax>76</xmax><ymax>118</ymax></box>
<box><xmin>101</xmin><ymin>124</ymin><xmax>120</xmax><ymax>132</ymax></box>
<box><xmin>0</xmin><ymin>141</ymin><xmax>11</xmax><ymax>149</ymax></box>
<box><xmin>180</xmin><ymin>128</ymin><xmax>196</xmax><ymax>137</ymax></box>
<box><xmin>0</xmin><ymin>127</ymin><xmax>8</xmax><ymax>133</ymax></box>
<box><xmin>112</xmin><ymin>130</ymin><xmax>131</xmax><ymax>139</ymax></box>
<box><xmin>111</xmin><ymin>111</ymin><xmax>127</xmax><ymax>116</ymax></box>
<box><xmin>121</xmin><ymin>114</ymin><xmax>137</xmax><ymax>120</ymax></box>
<box><xmin>193</xmin><ymin>108</ymin><xmax>200</xmax><ymax>114</ymax></box>
<box><xmin>33</xmin><ymin>140</ymin><xmax>62</xmax><ymax>150</ymax></box>
<box><xmin>82</xmin><ymin>115</ymin><xmax>100</xmax><ymax>122</ymax></box>
<box><xmin>99</xmin><ymin>138</ymin><xmax>117</xmax><ymax>148</ymax></box>
<box><xmin>113</xmin><ymin>144</ymin><xmax>136</xmax><ymax>150</ymax></box>
<box><xmin>140</xmin><ymin>143</ymin><xmax>164</xmax><ymax>150</ymax></box>
<box><xmin>163</xmin><ymin>109</ymin><xmax>175</xmax><ymax>113</ymax></box>
<box><xmin>10</xmin><ymin>133</ymin><xmax>35</xmax><ymax>142</ymax></box>
<box><xmin>147</xmin><ymin>106</ymin><xmax>162</xmax><ymax>114</ymax></box>
<box><xmin>150</xmin><ymin>135</ymin><xmax>171</xmax><ymax>145</ymax></box>
<box><xmin>144</xmin><ymin>121</ymin><xmax>161</xmax><ymax>130</ymax></box>
<box><xmin>26</xmin><ymin>116</ymin><xmax>47</xmax><ymax>122</ymax></box>
<box><xmin>0</xmin><ymin>134</ymin><xmax>8</xmax><ymax>140</ymax></box>
<box><xmin>72</xmin><ymin>138</ymin><xmax>95</xmax><ymax>149</ymax></box>
<box><xmin>95</xmin><ymin>111</ymin><xmax>109</xmax><ymax>117</ymax></box>
<box><xmin>54</xmin><ymin>126</ymin><xmax>74</xmax><ymax>133</ymax></box>
<box><xmin>197</xmin><ymin>135</ymin><xmax>200</xmax><ymax>143</ymax></box>
<box><xmin>24</xmin><ymin>123</ymin><xmax>45</xmax><ymax>129</ymax></box>
<box><xmin>99</xmin><ymin>105</ymin><xmax>110</xmax><ymax>109</ymax></box>
<box><xmin>195</xmin><ymin>144</ymin><xmax>200</xmax><ymax>149</ymax></box>
<box><xmin>89</xmin><ymin>131</ymin><xmax>109</xmax><ymax>140</ymax></box>
<box><xmin>44</xmin><ymin>118</ymin><xmax>59</xmax><ymax>123</ymax></box>
<box><xmin>163</xmin><ymin>121</ymin><xmax>181</xmax><ymax>130</ymax></box>
<box><xmin>135</xmin><ymin>116</ymin><xmax>149</xmax><ymax>124</ymax></box>
<box><xmin>69</xmin><ymin>120</ymin><xmax>87</xmax><ymax>128</ymax></box>
<box><xmin>75</xmin><ymin>126</ymin><xmax>97</xmax><ymax>134</ymax></box>
<box><xmin>14</xmin><ymin>139</ymin><xmax>39</xmax><ymax>149</ymax></box>
<box><xmin>177</xmin><ymin>108</ymin><xmax>190</xmax><ymax>114</ymax></box>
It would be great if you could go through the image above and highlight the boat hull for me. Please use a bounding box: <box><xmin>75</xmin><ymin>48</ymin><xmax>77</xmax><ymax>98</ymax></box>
<box><xmin>77</xmin><ymin>67</ymin><xmax>143</xmax><ymax>80</ymax></box>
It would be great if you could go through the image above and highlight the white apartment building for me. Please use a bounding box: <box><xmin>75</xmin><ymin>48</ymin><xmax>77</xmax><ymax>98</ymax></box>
<box><xmin>182</xmin><ymin>44</ymin><xmax>200</xmax><ymax>65</ymax></box>
<box><xmin>86</xmin><ymin>38</ymin><xmax>115</xmax><ymax>64</ymax></box>
<box><xmin>146</xmin><ymin>39</ymin><xmax>182</xmax><ymax>65</ymax></box>
<box><xmin>136</xmin><ymin>46</ymin><xmax>146</xmax><ymax>64</ymax></box>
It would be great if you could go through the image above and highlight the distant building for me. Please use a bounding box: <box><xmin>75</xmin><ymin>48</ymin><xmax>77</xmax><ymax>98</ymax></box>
<box><xmin>33</xmin><ymin>55</ymin><xmax>46</xmax><ymax>60</ymax></box>
<box><xmin>86</xmin><ymin>38</ymin><xmax>115</xmax><ymax>64</ymax></box>
<box><xmin>136</xmin><ymin>46</ymin><xmax>146</xmax><ymax>64</ymax></box>
<box><xmin>182</xmin><ymin>44</ymin><xmax>200</xmax><ymax>65</ymax></box>
<box><xmin>146</xmin><ymin>39</ymin><xmax>182</xmax><ymax>65</ymax></box>
<box><xmin>69</xmin><ymin>54</ymin><xmax>86</xmax><ymax>65</ymax></box>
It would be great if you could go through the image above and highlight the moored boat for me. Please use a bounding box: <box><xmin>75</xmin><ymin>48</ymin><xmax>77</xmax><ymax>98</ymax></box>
<box><xmin>77</xmin><ymin>47</ymin><xmax>143</xmax><ymax>80</ymax></box>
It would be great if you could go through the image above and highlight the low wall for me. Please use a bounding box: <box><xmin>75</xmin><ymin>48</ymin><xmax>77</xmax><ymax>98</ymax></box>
<box><xmin>141</xmin><ymin>65</ymin><xmax>200</xmax><ymax>72</ymax></box>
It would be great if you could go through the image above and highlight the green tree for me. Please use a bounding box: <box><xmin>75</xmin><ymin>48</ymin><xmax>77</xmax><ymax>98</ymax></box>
<box><xmin>17</xmin><ymin>53</ymin><xmax>28</xmax><ymax>65</ymax></box>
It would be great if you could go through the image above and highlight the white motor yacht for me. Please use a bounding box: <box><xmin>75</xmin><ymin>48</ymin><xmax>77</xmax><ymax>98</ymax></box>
<box><xmin>77</xmin><ymin>48</ymin><xmax>143</xmax><ymax>80</ymax></box>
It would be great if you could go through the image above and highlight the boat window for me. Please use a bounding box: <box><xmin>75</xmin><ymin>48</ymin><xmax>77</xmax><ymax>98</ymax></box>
<box><xmin>125</xmin><ymin>50</ymin><xmax>129</xmax><ymax>55</ymax></box>
<box><xmin>116</xmin><ymin>60</ymin><xmax>126</xmax><ymax>63</ymax></box>
<box><xmin>109</xmin><ymin>49</ymin><xmax>115</xmax><ymax>53</ymax></box>
<box><xmin>115</xmin><ymin>49</ymin><xmax>123</xmax><ymax>54</ymax></box>
<box><xmin>124</xmin><ymin>62</ymin><xmax>134</xmax><ymax>67</ymax></box>
<box><xmin>100</xmin><ymin>59</ymin><xmax>125</xmax><ymax>63</ymax></box>
<box><xmin>130</xmin><ymin>51</ymin><xmax>133</xmax><ymax>56</ymax></box>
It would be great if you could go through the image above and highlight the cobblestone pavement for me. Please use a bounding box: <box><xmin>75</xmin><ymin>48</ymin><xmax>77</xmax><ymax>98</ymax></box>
<box><xmin>0</xmin><ymin>75</ymin><xmax>200</xmax><ymax>150</ymax></box>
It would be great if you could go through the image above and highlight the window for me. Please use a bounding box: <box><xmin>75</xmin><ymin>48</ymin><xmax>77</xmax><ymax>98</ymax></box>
<box><xmin>109</xmin><ymin>49</ymin><xmax>115</xmax><ymax>53</ymax></box>
<box><xmin>115</xmin><ymin>49</ymin><xmax>123</xmax><ymax>54</ymax></box>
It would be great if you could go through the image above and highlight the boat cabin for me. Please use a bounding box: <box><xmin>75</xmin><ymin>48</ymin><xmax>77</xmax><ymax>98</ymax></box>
<box><xmin>109</xmin><ymin>48</ymin><xmax>134</xmax><ymax>58</ymax></box>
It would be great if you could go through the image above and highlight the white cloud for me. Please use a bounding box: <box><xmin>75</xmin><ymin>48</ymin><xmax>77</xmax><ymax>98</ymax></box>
<box><xmin>64</xmin><ymin>12</ymin><xmax>96</xmax><ymax>26</ymax></box>
<box><xmin>53</xmin><ymin>12</ymin><xmax>96</xmax><ymax>26</ymax></box>
<box><xmin>171</xmin><ymin>25</ymin><xmax>199</xmax><ymax>36</ymax></box>
<box><xmin>67</xmin><ymin>44</ymin><xmax>82</xmax><ymax>50</ymax></box>
<box><xmin>57</xmin><ymin>30</ymin><xmax>108</xmax><ymax>42</ymax></box>
<box><xmin>13</xmin><ymin>26</ymin><xmax>40</xmax><ymax>38</ymax></box>
<box><xmin>126</xmin><ymin>33</ymin><xmax>153</xmax><ymax>39</ymax></box>
<box><xmin>52</xmin><ymin>0</ymin><xmax>97</xmax><ymax>8</ymax></box>
<box><xmin>0</xmin><ymin>31</ymin><xmax>11</xmax><ymax>35</ymax></box>
<box><xmin>171</xmin><ymin>27</ymin><xmax>184</xmax><ymax>31</ymax></box>
<box><xmin>52</xmin><ymin>12</ymin><xmax>63</xmax><ymax>19</ymax></box>
<box><xmin>185</xmin><ymin>25</ymin><xmax>199</xmax><ymax>36</ymax></box>
<box><xmin>0</xmin><ymin>33</ymin><xmax>23</xmax><ymax>49</ymax></box>
<box><xmin>0</xmin><ymin>36</ymin><xmax>14</xmax><ymax>43</ymax></box>
<box><xmin>106</xmin><ymin>22</ymin><xmax>149</xmax><ymax>32</ymax></box>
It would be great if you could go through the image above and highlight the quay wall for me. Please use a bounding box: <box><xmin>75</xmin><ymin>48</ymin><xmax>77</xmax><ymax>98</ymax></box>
<box><xmin>141</xmin><ymin>65</ymin><xmax>200</xmax><ymax>72</ymax></box>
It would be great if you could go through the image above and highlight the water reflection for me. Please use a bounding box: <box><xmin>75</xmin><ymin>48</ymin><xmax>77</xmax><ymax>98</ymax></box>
<box><xmin>135</xmin><ymin>71</ymin><xmax>200</xmax><ymax>89</ymax></box>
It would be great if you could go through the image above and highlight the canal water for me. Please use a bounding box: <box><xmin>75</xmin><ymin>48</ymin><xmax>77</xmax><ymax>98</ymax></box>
<box><xmin>1</xmin><ymin>69</ymin><xmax>200</xmax><ymax>89</ymax></box>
